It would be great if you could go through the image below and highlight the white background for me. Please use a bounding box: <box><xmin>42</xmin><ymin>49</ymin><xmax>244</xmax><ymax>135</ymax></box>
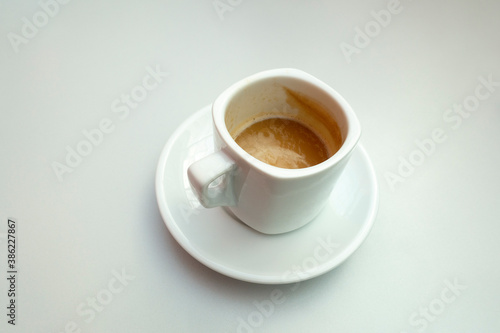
<box><xmin>1</xmin><ymin>0</ymin><xmax>499</xmax><ymax>332</ymax></box>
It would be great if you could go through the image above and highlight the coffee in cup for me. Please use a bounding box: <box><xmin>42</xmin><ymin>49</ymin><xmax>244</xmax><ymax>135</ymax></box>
<box><xmin>231</xmin><ymin>88</ymin><xmax>343</xmax><ymax>169</ymax></box>
<box><xmin>187</xmin><ymin>69</ymin><xmax>361</xmax><ymax>234</ymax></box>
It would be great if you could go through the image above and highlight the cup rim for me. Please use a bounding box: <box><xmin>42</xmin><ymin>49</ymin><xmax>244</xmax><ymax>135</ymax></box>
<box><xmin>212</xmin><ymin>68</ymin><xmax>361</xmax><ymax>179</ymax></box>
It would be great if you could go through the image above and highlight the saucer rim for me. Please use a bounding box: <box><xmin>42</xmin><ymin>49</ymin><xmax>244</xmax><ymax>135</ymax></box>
<box><xmin>155</xmin><ymin>105</ymin><xmax>379</xmax><ymax>284</ymax></box>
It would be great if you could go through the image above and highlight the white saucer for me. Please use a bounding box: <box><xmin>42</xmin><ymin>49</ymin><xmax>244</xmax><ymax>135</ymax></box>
<box><xmin>155</xmin><ymin>105</ymin><xmax>379</xmax><ymax>284</ymax></box>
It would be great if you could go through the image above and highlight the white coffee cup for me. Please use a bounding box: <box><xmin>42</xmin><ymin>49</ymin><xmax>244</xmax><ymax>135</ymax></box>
<box><xmin>188</xmin><ymin>68</ymin><xmax>361</xmax><ymax>234</ymax></box>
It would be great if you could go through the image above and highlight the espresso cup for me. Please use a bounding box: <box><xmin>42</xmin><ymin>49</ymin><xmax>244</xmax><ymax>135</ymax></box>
<box><xmin>187</xmin><ymin>68</ymin><xmax>361</xmax><ymax>234</ymax></box>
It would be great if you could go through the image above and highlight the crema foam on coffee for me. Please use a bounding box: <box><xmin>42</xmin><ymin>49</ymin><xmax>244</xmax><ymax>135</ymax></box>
<box><xmin>235</xmin><ymin>117</ymin><xmax>329</xmax><ymax>169</ymax></box>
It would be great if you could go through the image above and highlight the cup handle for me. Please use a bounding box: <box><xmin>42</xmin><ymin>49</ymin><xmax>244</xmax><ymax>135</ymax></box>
<box><xmin>187</xmin><ymin>150</ymin><xmax>237</xmax><ymax>208</ymax></box>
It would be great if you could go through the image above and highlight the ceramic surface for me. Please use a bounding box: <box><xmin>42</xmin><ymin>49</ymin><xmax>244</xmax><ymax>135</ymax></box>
<box><xmin>156</xmin><ymin>106</ymin><xmax>378</xmax><ymax>284</ymax></box>
<box><xmin>188</xmin><ymin>69</ymin><xmax>362</xmax><ymax>234</ymax></box>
